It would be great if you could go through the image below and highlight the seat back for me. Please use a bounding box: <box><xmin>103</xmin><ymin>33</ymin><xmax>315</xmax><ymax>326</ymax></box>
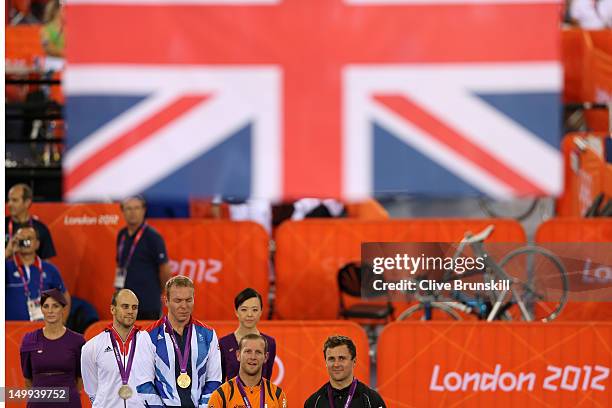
<box><xmin>337</xmin><ymin>262</ymin><xmax>363</xmax><ymax>298</ymax></box>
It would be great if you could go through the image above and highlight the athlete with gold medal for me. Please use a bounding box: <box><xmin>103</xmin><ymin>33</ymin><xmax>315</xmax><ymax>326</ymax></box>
<box><xmin>134</xmin><ymin>276</ymin><xmax>222</xmax><ymax>407</ymax></box>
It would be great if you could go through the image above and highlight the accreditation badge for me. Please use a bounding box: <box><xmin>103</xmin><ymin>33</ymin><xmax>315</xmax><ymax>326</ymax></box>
<box><xmin>114</xmin><ymin>267</ymin><xmax>126</xmax><ymax>289</ymax></box>
<box><xmin>27</xmin><ymin>297</ymin><xmax>44</xmax><ymax>321</ymax></box>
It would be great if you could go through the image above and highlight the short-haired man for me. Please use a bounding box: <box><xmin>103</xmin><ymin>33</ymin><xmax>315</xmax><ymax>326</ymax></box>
<box><xmin>81</xmin><ymin>289</ymin><xmax>144</xmax><ymax>407</ymax></box>
<box><xmin>304</xmin><ymin>335</ymin><xmax>386</xmax><ymax>408</ymax></box>
<box><xmin>6</xmin><ymin>226</ymin><xmax>69</xmax><ymax>322</ymax></box>
<box><xmin>115</xmin><ymin>195</ymin><xmax>172</xmax><ymax>320</ymax></box>
<box><xmin>134</xmin><ymin>276</ymin><xmax>222</xmax><ymax>407</ymax></box>
<box><xmin>5</xmin><ymin>183</ymin><xmax>56</xmax><ymax>259</ymax></box>
<box><xmin>209</xmin><ymin>333</ymin><xmax>287</xmax><ymax>408</ymax></box>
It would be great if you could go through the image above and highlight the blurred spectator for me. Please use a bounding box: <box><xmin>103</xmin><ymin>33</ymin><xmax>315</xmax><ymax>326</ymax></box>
<box><xmin>9</xmin><ymin>0</ymin><xmax>40</xmax><ymax>25</ymax></box>
<box><xmin>291</xmin><ymin>198</ymin><xmax>346</xmax><ymax>220</ymax></box>
<box><xmin>115</xmin><ymin>196</ymin><xmax>172</xmax><ymax>320</ymax></box>
<box><xmin>6</xmin><ymin>226</ymin><xmax>71</xmax><ymax>322</ymax></box>
<box><xmin>5</xmin><ymin>183</ymin><xmax>56</xmax><ymax>260</ymax></box>
<box><xmin>213</xmin><ymin>196</ymin><xmax>273</xmax><ymax>235</ymax></box>
<box><xmin>41</xmin><ymin>0</ymin><xmax>64</xmax><ymax>58</ymax></box>
<box><xmin>569</xmin><ymin>0</ymin><xmax>612</xmax><ymax>28</ymax></box>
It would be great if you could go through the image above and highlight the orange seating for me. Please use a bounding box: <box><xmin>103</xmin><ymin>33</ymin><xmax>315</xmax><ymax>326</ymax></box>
<box><xmin>561</xmin><ymin>28</ymin><xmax>585</xmax><ymax>103</ymax></box>
<box><xmin>557</xmin><ymin>132</ymin><xmax>612</xmax><ymax>217</ymax></box>
<box><xmin>582</xmin><ymin>30</ymin><xmax>612</xmax><ymax>132</ymax></box>
<box><xmin>6</xmin><ymin>25</ymin><xmax>44</xmax><ymax>67</ymax></box>
<box><xmin>274</xmin><ymin>219</ymin><xmax>526</xmax><ymax>320</ymax></box>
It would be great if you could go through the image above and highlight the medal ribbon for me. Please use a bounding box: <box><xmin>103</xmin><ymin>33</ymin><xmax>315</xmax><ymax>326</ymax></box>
<box><xmin>116</xmin><ymin>223</ymin><xmax>148</xmax><ymax>268</ymax></box>
<box><xmin>165</xmin><ymin>316</ymin><xmax>192</xmax><ymax>375</ymax></box>
<box><xmin>327</xmin><ymin>379</ymin><xmax>358</xmax><ymax>408</ymax></box>
<box><xmin>236</xmin><ymin>376</ymin><xmax>265</xmax><ymax>408</ymax></box>
<box><xmin>108</xmin><ymin>329</ymin><xmax>138</xmax><ymax>385</ymax></box>
<box><xmin>14</xmin><ymin>255</ymin><xmax>44</xmax><ymax>300</ymax></box>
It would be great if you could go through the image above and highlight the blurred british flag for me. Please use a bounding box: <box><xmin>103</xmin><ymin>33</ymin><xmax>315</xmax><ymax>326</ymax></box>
<box><xmin>63</xmin><ymin>0</ymin><xmax>563</xmax><ymax>201</ymax></box>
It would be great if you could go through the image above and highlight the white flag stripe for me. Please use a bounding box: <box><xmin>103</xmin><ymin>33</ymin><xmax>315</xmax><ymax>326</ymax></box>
<box><xmin>394</xmin><ymin>66</ymin><xmax>561</xmax><ymax>194</ymax></box>
<box><xmin>343</xmin><ymin>64</ymin><xmax>562</xmax><ymax>197</ymax></box>
<box><xmin>64</xmin><ymin>92</ymin><xmax>181</xmax><ymax>171</ymax></box>
<box><xmin>66</xmin><ymin>66</ymin><xmax>281</xmax><ymax>200</ymax></box>
<box><xmin>369</xmin><ymin>100</ymin><xmax>516</xmax><ymax>199</ymax></box>
<box><xmin>344</xmin><ymin>67</ymin><xmax>514</xmax><ymax>199</ymax></box>
<box><xmin>66</xmin><ymin>93</ymin><xmax>254</xmax><ymax>200</ymax></box>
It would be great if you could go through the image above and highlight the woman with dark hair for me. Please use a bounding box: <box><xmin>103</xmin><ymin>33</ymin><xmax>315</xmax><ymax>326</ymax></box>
<box><xmin>218</xmin><ymin>288</ymin><xmax>277</xmax><ymax>380</ymax></box>
<box><xmin>20</xmin><ymin>289</ymin><xmax>85</xmax><ymax>407</ymax></box>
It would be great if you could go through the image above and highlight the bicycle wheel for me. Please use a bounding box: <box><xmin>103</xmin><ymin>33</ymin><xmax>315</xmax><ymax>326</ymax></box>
<box><xmin>499</xmin><ymin>246</ymin><xmax>569</xmax><ymax>322</ymax></box>
<box><xmin>478</xmin><ymin>197</ymin><xmax>539</xmax><ymax>221</ymax></box>
<box><xmin>397</xmin><ymin>302</ymin><xmax>462</xmax><ymax>321</ymax></box>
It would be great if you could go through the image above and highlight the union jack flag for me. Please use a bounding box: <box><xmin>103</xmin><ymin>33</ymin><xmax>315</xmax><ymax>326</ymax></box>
<box><xmin>64</xmin><ymin>0</ymin><xmax>562</xmax><ymax>201</ymax></box>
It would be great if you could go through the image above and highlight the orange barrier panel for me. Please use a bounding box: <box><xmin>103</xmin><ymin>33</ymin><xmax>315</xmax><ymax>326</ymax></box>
<box><xmin>536</xmin><ymin>218</ymin><xmax>612</xmax><ymax>243</ymax></box>
<box><xmin>83</xmin><ymin>320</ymin><xmax>370</xmax><ymax>405</ymax></box>
<box><xmin>345</xmin><ymin>199</ymin><xmax>389</xmax><ymax>220</ymax></box>
<box><xmin>377</xmin><ymin>321</ymin><xmax>612</xmax><ymax>407</ymax></box>
<box><xmin>5</xmin><ymin>322</ymin><xmax>67</xmax><ymax>408</ymax></box>
<box><xmin>562</xmin><ymin>28</ymin><xmax>585</xmax><ymax>103</ymax></box>
<box><xmin>557</xmin><ymin>133</ymin><xmax>612</xmax><ymax>217</ymax></box>
<box><xmin>24</xmin><ymin>204</ymin><xmax>269</xmax><ymax>320</ymax></box>
<box><xmin>582</xmin><ymin>30</ymin><xmax>612</xmax><ymax>132</ymax></box>
<box><xmin>535</xmin><ymin>218</ymin><xmax>612</xmax><ymax>320</ymax></box>
<box><xmin>5</xmin><ymin>25</ymin><xmax>44</xmax><ymax>67</ymax></box>
<box><xmin>275</xmin><ymin>219</ymin><xmax>526</xmax><ymax>320</ymax></box>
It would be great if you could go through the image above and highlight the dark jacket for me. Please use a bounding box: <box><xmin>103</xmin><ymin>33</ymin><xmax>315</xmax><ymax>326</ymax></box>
<box><xmin>304</xmin><ymin>381</ymin><xmax>386</xmax><ymax>408</ymax></box>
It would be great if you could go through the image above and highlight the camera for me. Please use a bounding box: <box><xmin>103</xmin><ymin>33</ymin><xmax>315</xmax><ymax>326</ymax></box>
<box><xmin>18</xmin><ymin>239</ymin><xmax>32</xmax><ymax>248</ymax></box>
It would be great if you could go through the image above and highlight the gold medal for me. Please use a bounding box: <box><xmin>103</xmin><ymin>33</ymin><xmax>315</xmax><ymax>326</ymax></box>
<box><xmin>177</xmin><ymin>373</ymin><xmax>191</xmax><ymax>388</ymax></box>
<box><xmin>118</xmin><ymin>385</ymin><xmax>133</xmax><ymax>400</ymax></box>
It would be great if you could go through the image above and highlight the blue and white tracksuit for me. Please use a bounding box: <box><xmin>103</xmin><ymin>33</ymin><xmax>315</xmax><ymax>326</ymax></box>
<box><xmin>134</xmin><ymin>318</ymin><xmax>222</xmax><ymax>407</ymax></box>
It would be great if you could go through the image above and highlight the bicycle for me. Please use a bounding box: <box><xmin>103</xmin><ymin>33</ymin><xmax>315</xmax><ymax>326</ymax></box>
<box><xmin>397</xmin><ymin>225</ymin><xmax>569</xmax><ymax>322</ymax></box>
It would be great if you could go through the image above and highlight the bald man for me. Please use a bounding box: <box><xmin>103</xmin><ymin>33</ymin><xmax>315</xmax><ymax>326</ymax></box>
<box><xmin>81</xmin><ymin>289</ymin><xmax>145</xmax><ymax>407</ymax></box>
<box><xmin>5</xmin><ymin>183</ymin><xmax>56</xmax><ymax>260</ymax></box>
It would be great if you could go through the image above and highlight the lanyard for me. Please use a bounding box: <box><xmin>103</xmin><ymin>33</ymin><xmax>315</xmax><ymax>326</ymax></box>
<box><xmin>14</xmin><ymin>255</ymin><xmax>44</xmax><ymax>300</ymax></box>
<box><xmin>8</xmin><ymin>218</ymin><xmax>33</xmax><ymax>240</ymax></box>
<box><xmin>108</xmin><ymin>328</ymin><xmax>138</xmax><ymax>385</ymax></box>
<box><xmin>117</xmin><ymin>223</ymin><xmax>147</xmax><ymax>268</ymax></box>
<box><xmin>164</xmin><ymin>317</ymin><xmax>192</xmax><ymax>375</ymax></box>
<box><xmin>236</xmin><ymin>377</ymin><xmax>265</xmax><ymax>408</ymax></box>
<box><xmin>327</xmin><ymin>379</ymin><xmax>358</xmax><ymax>408</ymax></box>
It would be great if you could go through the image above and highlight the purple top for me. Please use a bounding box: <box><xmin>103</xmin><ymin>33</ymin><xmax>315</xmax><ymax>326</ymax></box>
<box><xmin>20</xmin><ymin>328</ymin><xmax>85</xmax><ymax>408</ymax></box>
<box><xmin>219</xmin><ymin>332</ymin><xmax>276</xmax><ymax>381</ymax></box>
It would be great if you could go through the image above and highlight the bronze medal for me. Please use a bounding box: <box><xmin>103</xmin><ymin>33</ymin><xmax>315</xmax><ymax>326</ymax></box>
<box><xmin>177</xmin><ymin>373</ymin><xmax>191</xmax><ymax>388</ymax></box>
<box><xmin>118</xmin><ymin>385</ymin><xmax>133</xmax><ymax>400</ymax></box>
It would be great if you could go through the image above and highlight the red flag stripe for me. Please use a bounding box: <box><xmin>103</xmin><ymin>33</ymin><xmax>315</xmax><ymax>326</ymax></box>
<box><xmin>374</xmin><ymin>94</ymin><xmax>546</xmax><ymax>194</ymax></box>
<box><xmin>65</xmin><ymin>95</ymin><xmax>209</xmax><ymax>194</ymax></box>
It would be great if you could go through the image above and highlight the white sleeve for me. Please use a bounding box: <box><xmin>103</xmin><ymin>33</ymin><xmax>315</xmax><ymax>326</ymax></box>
<box><xmin>80</xmin><ymin>339</ymin><xmax>98</xmax><ymax>405</ymax></box>
<box><xmin>199</xmin><ymin>330</ymin><xmax>222</xmax><ymax>407</ymax></box>
<box><xmin>570</xmin><ymin>0</ymin><xmax>605</xmax><ymax>28</ymax></box>
<box><xmin>599</xmin><ymin>0</ymin><xmax>612</xmax><ymax>27</ymax></box>
<box><xmin>134</xmin><ymin>331</ymin><xmax>165</xmax><ymax>406</ymax></box>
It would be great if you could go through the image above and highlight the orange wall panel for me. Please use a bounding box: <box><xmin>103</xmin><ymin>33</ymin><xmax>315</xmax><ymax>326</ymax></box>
<box><xmin>378</xmin><ymin>321</ymin><xmax>612</xmax><ymax>407</ymax></box>
<box><xmin>23</xmin><ymin>204</ymin><xmax>269</xmax><ymax>320</ymax></box>
<box><xmin>274</xmin><ymin>219</ymin><xmax>526</xmax><ymax>320</ymax></box>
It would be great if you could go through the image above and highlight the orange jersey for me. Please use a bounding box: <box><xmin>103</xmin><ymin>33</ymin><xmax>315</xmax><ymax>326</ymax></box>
<box><xmin>208</xmin><ymin>377</ymin><xmax>288</xmax><ymax>408</ymax></box>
